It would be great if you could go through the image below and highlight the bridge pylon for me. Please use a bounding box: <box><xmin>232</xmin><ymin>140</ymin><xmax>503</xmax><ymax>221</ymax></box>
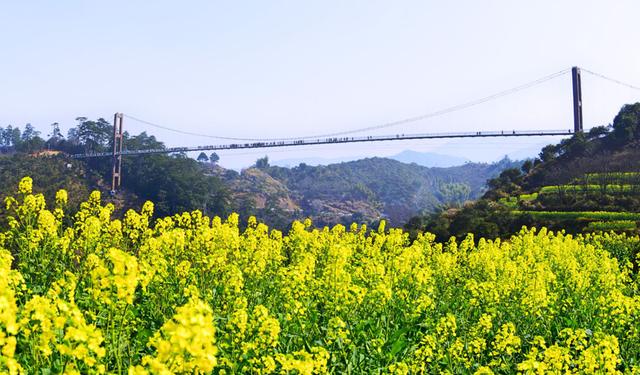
<box><xmin>111</xmin><ymin>113</ymin><xmax>124</xmax><ymax>192</ymax></box>
<box><xmin>572</xmin><ymin>66</ymin><xmax>583</xmax><ymax>133</ymax></box>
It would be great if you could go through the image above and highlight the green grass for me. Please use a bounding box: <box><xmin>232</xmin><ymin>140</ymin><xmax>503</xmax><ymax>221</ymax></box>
<box><xmin>539</xmin><ymin>184</ymin><xmax>640</xmax><ymax>195</ymax></box>
<box><xmin>585</xmin><ymin>220</ymin><xmax>637</xmax><ymax>232</ymax></box>
<box><xmin>518</xmin><ymin>193</ymin><xmax>538</xmax><ymax>201</ymax></box>
<box><xmin>498</xmin><ymin>196</ymin><xmax>518</xmax><ymax>208</ymax></box>
<box><xmin>570</xmin><ymin>172</ymin><xmax>640</xmax><ymax>186</ymax></box>
<box><xmin>498</xmin><ymin>193</ymin><xmax>538</xmax><ymax>208</ymax></box>
<box><xmin>513</xmin><ymin>210</ymin><xmax>640</xmax><ymax>221</ymax></box>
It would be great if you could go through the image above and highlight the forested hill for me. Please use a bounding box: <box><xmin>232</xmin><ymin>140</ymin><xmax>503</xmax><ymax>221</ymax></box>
<box><xmin>0</xmin><ymin>121</ymin><xmax>232</xmax><ymax>222</ymax></box>
<box><xmin>208</xmin><ymin>156</ymin><xmax>521</xmax><ymax>228</ymax></box>
<box><xmin>0</xmin><ymin>117</ymin><xmax>520</xmax><ymax>230</ymax></box>
<box><xmin>406</xmin><ymin>103</ymin><xmax>640</xmax><ymax>241</ymax></box>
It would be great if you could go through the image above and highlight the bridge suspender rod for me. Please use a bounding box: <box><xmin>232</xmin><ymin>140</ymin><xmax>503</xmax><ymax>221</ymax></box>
<box><xmin>111</xmin><ymin>113</ymin><xmax>124</xmax><ymax>192</ymax></box>
<box><xmin>572</xmin><ymin>66</ymin><xmax>583</xmax><ymax>133</ymax></box>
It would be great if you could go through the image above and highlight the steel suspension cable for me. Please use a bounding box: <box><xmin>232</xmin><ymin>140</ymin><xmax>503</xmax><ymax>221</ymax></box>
<box><xmin>581</xmin><ymin>68</ymin><xmax>640</xmax><ymax>91</ymax></box>
<box><xmin>124</xmin><ymin>67</ymin><xmax>572</xmax><ymax>142</ymax></box>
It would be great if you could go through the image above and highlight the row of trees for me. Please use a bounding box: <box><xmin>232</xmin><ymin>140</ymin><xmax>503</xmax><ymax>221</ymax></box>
<box><xmin>1</xmin><ymin>117</ymin><xmax>232</xmax><ymax>219</ymax></box>
<box><xmin>2</xmin><ymin>117</ymin><xmax>174</xmax><ymax>155</ymax></box>
<box><xmin>197</xmin><ymin>152</ymin><xmax>220</xmax><ymax>164</ymax></box>
<box><xmin>0</xmin><ymin>124</ymin><xmax>48</xmax><ymax>153</ymax></box>
<box><xmin>4</xmin><ymin>117</ymin><xmax>227</xmax><ymax>168</ymax></box>
<box><xmin>1</xmin><ymin>118</ymin><xmax>117</xmax><ymax>155</ymax></box>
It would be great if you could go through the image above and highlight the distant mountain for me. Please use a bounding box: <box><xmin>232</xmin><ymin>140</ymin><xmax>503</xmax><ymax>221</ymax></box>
<box><xmin>214</xmin><ymin>156</ymin><xmax>522</xmax><ymax>228</ymax></box>
<box><xmin>271</xmin><ymin>156</ymin><xmax>360</xmax><ymax>168</ymax></box>
<box><xmin>506</xmin><ymin>140</ymin><xmax>553</xmax><ymax>161</ymax></box>
<box><xmin>273</xmin><ymin>150</ymin><xmax>469</xmax><ymax>168</ymax></box>
<box><xmin>389</xmin><ymin>150</ymin><xmax>469</xmax><ymax>167</ymax></box>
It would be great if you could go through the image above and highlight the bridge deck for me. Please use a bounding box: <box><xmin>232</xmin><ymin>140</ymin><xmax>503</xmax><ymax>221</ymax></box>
<box><xmin>72</xmin><ymin>129</ymin><xmax>574</xmax><ymax>158</ymax></box>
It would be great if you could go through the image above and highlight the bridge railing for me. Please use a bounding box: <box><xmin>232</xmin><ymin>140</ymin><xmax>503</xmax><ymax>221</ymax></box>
<box><xmin>71</xmin><ymin>129</ymin><xmax>574</xmax><ymax>158</ymax></box>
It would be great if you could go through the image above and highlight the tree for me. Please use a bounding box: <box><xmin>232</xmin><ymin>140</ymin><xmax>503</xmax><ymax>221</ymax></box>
<box><xmin>9</xmin><ymin>126</ymin><xmax>21</xmax><ymax>147</ymax></box>
<box><xmin>46</xmin><ymin>122</ymin><xmax>65</xmax><ymax>150</ymax></box>
<box><xmin>611</xmin><ymin>103</ymin><xmax>640</xmax><ymax>145</ymax></box>
<box><xmin>539</xmin><ymin>144</ymin><xmax>557</xmax><ymax>163</ymax></box>
<box><xmin>521</xmin><ymin>159</ymin><xmax>533</xmax><ymax>174</ymax></box>
<box><xmin>485</xmin><ymin>168</ymin><xmax>523</xmax><ymax>198</ymax></box>
<box><xmin>553</xmin><ymin>132</ymin><xmax>589</xmax><ymax>159</ymax></box>
<box><xmin>210</xmin><ymin>152</ymin><xmax>220</xmax><ymax>165</ymax></box>
<box><xmin>50</xmin><ymin>122</ymin><xmax>64</xmax><ymax>140</ymax></box>
<box><xmin>68</xmin><ymin>117</ymin><xmax>112</xmax><ymax>153</ymax></box>
<box><xmin>197</xmin><ymin>152</ymin><xmax>209</xmax><ymax>162</ymax></box>
<box><xmin>587</xmin><ymin>125</ymin><xmax>608</xmax><ymax>140</ymax></box>
<box><xmin>0</xmin><ymin>127</ymin><xmax>8</xmax><ymax>147</ymax></box>
<box><xmin>124</xmin><ymin>132</ymin><xmax>164</xmax><ymax>151</ymax></box>
<box><xmin>0</xmin><ymin>126</ymin><xmax>23</xmax><ymax>150</ymax></box>
<box><xmin>21</xmin><ymin>123</ymin><xmax>39</xmax><ymax>141</ymax></box>
<box><xmin>17</xmin><ymin>124</ymin><xmax>45</xmax><ymax>153</ymax></box>
<box><xmin>255</xmin><ymin>156</ymin><xmax>269</xmax><ymax>169</ymax></box>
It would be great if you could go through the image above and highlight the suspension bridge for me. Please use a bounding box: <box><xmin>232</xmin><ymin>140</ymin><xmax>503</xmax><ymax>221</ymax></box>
<box><xmin>68</xmin><ymin>66</ymin><xmax>639</xmax><ymax>191</ymax></box>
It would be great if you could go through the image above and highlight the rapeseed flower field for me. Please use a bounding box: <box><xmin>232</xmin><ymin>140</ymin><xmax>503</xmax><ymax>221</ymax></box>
<box><xmin>1</xmin><ymin>177</ymin><xmax>639</xmax><ymax>374</ymax></box>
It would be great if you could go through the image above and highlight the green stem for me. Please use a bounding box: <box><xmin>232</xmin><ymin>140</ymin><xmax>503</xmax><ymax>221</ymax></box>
<box><xmin>115</xmin><ymin>304</ymin><xmax>130</xmax><ymax>373</ymax></box>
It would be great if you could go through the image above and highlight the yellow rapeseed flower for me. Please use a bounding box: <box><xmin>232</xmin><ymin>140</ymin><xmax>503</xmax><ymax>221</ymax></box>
<box><xmin>18</xmin><ymin>176</ymin><xmax>32</xmax><ymax>194</ymax></box>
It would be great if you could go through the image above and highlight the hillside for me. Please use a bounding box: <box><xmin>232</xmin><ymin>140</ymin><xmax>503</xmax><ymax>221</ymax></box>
<box><xmin>214</xmin><ymin>157</ymin><xmax>521</xmax><ymax>228</ymax></box>
<box><xmin>0</xmin><ymin>123</ymin><xmax>234</xmax><ymax>222</ymax></box>
<box><xmin>214</xmin><ymin>166</ymin><xmax>304</xmax><ymax>229</ymax></box>
<box><xmin>389</xmin><ymin>150</ymin><xmax>469</xmax><ymax>167</ymax></box>
<box><xmin>0</xmin><ymin>154</ymin><xmax>139</xmax><ymax>219</ymax></box>
<box><xmin>0</xmin><ymin>118</ymin><xmax>520</xmax><ymax>230</ymax></box>
<box><xmin>272</xmin><ymin>150</ymin><xmax>469</xmax><ymax>168</ymax></box>
<box><xmin>408</xmin><ymin>103</ymin><xmax>640</xmax><ymax>240</ymax></box>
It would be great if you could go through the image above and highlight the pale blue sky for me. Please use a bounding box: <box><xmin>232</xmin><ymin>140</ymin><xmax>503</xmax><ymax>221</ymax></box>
<box><xmin>1</xmin><ymin>1</ymin><xmax>639</xmax><ymax>168</ymax></box>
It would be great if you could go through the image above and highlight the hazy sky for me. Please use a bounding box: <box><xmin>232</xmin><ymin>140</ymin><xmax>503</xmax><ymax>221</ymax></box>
<box><xmin>1</xmin><ymin>1</ymin><xmax>639</xmax><ymax>168</ymax></box>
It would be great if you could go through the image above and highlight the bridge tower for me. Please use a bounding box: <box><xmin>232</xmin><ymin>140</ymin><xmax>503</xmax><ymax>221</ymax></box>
<box><xmin>572</xmin><ymin>66</ymin><xmax>583</xmax><ymax>133</ymax></box>
<box><xmin>111</xmin><ymin>113</ymin><xmax>124</xmax><ymax>192</ymax></box>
